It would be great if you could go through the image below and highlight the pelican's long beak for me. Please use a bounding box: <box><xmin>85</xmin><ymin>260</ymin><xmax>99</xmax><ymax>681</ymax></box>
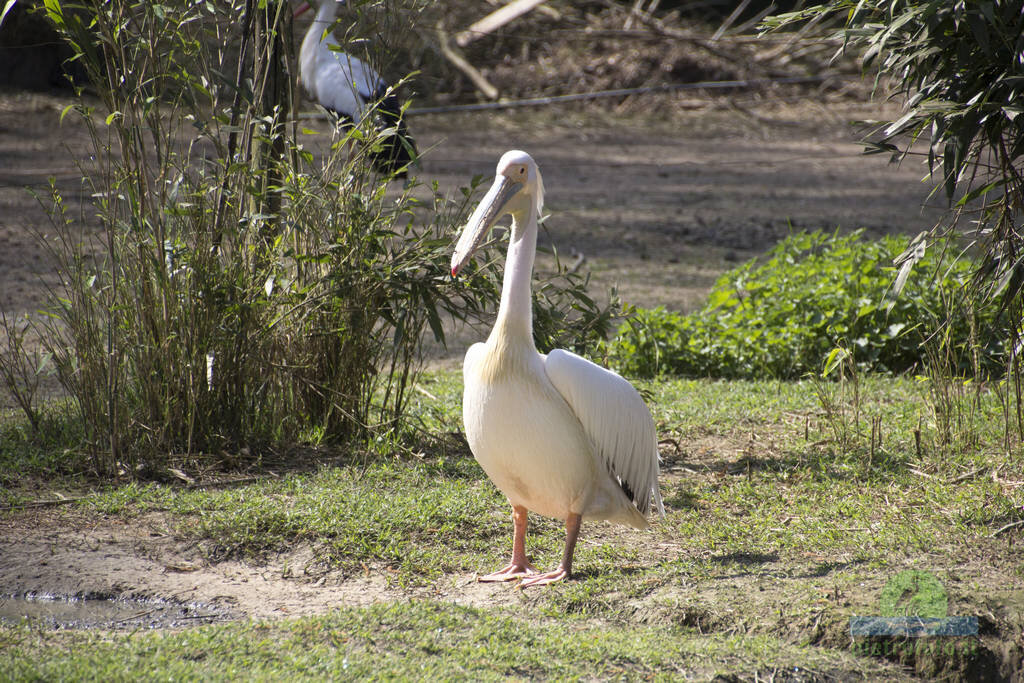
<box><xmin>294</xmin><ymin>1</ymin><xmax>312</xmax><ymax>17</ymax></box>
<box><xmin>451</xmin><ymin>175</ymin><xmax>523</xmax><ymax>277</ymax></box>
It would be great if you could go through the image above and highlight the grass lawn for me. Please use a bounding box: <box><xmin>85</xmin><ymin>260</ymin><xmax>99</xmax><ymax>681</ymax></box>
<box><xmin>1</xmin><ymin>371</ymin><xmax>1022</xmax><ymax>680</ymax></box>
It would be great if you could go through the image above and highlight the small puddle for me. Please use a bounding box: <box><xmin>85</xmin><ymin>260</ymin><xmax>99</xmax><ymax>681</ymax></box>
<box><xmin>0</xmin><ymin>592</ymin><xmax>229</xmax><ymax>629</ymax></box>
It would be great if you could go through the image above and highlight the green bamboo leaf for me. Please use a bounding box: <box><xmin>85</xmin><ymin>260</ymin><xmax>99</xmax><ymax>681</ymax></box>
<box><xmin>822</xmin><ymin>346</ymin><xmax>850</xmax><ymax>378</ymax></box>
<box><xmin>956</xmin><ymin>178</ymin><xmax>1004</xmax><ymax>207</ymax></box>
<box><xmin>0</xmin><ymin>0</ymin><xmax>17</xmax><ymax>29</ymax></box>
<box><xmin>42</xmin><ymin>0</ymin><xmax>62</xmax><ymax>25</ymax></box>
<box><xmin>992</xmin><ymin>255</ymin><xmax>1024</xmax><ymax>299</ymax></box>
<box><xmin>966</xmin><ymin>11</ymin><xmax>990</xmax><ymax>55</ymax></box>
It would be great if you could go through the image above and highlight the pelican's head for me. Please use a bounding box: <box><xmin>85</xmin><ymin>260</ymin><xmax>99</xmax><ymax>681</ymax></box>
<box><xmin>293</xmin><ymin>0</ymin><xmax>343</xmax><ymax>19</ymax></box>
<box><xmin>451</xmin><ymin>150</ymin><xmax>544</xmax><ymax>277</ymax></box>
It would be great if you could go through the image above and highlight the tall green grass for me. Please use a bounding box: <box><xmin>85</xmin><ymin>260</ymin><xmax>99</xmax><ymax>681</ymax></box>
<box><xmin>17</xmin><ymin>0</ymin><xmax>465</xmax><ymax>473</ymax></box>
<box><xmin>0</xmin><ymin>0</ymin><xmax>613</xmax><ymax>477</ymax></box>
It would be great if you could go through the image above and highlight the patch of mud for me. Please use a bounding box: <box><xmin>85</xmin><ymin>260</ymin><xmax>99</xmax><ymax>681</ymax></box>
<box><xmin>0</xmin><ymin>591</ymin><xmax>225</xmax><ymax>630</ymax></box>
<box><xmin>0</xmin><ymin>510</ymin><xmax>529</xmax><ymax>627</ymax></box>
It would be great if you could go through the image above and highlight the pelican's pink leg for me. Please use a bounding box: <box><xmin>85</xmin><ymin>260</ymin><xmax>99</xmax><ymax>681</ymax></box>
<box><xmin>520</xmin><ymin>512</ymin><xmax>581</xmax><ymax>587</ymax></box>
<box><xmin>479</xmin><ymin>504</ymin><xmax>536</xmax><ymax>582</ymax></box>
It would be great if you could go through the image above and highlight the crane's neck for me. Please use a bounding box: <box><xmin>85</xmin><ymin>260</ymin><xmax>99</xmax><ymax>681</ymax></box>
<box><xmin>490</xmin><ymin>207</ymin><xmax>538</xmax><ymax>351</ymax></box>
<box><xmin>302</xmin><ymin>0</ymin><xmax>339</xmax><ymax>65</ymax></box>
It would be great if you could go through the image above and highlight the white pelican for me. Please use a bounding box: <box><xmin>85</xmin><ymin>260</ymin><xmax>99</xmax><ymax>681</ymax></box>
<box><xmin>295</xmin><ymin>0</ymin><xmax>417</xmax><ymax>176</ymax></box>
<box><xmin>451</xmin><ymin>150</ymin><xmax>664</xmax><ymax>587</ymax></box>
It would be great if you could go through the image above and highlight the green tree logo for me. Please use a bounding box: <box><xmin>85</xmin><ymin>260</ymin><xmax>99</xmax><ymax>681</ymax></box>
<box><xmin>879</xmin><ymin>570</ymin><xmax>948</xmax><ymax>619</ymax></box>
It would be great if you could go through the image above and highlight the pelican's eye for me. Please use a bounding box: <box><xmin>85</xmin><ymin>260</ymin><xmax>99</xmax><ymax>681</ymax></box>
<box><xmin>518</xmin><ymin>167</ymin><xmax>525</xmax><ymax>175</ymax></box>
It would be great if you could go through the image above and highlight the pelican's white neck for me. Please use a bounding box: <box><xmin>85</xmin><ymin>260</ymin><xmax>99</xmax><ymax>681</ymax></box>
<box><xmin>490</xmin><ymin>207</ymin><xmax>538</xmax><ymax>350</ymax></box>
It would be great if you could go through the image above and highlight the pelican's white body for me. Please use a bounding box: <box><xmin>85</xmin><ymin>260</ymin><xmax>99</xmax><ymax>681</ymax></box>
<box><xmin>464</xmin><ymin>343</ymin><xmax>653</xmax><ymax>527</ymax></box>
<box><xmin>455</xmin><ymin>151</ymin><xmax>663</xmax><ymax>542</ymax></box>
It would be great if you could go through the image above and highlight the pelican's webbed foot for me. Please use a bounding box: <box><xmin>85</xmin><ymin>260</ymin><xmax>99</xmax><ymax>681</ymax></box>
<box><xmin>478</xmin><ymin>562</ymin><xmax>538</xmax><ymax>583</ymax></box>
<box><xmin>519</xmin><ymin>566</ymin><xmax>569</xmax><ymax>587</ymax></box>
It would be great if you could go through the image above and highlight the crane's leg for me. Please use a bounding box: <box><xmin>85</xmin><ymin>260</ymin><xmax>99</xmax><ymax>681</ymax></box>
<box><xmin>520</xmin><ymin>512</ymin><xmax>581</xmax><ymax>587</ymax></box>
<box><xmin>478</xmin><ymin>504</ymin><xmax>536</xmax><ymax>582</ymax></box>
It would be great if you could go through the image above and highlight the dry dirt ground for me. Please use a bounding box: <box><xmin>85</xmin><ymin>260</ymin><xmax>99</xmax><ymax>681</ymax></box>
<box><xmin>0</xmin><ymin>85</ymin><xmax>985</xmax><ymax>655</ymax></box>
<box><xmin>1</xmin><ymin>88</ymin><xmax>947</xmax><ymax>319</ymax></box>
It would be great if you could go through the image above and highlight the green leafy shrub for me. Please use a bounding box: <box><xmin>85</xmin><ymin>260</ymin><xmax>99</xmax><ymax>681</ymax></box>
<box><xmin>608</xmin><ymin>230</ymin><xmax>1007</xmax><ymax>379</ymax></box>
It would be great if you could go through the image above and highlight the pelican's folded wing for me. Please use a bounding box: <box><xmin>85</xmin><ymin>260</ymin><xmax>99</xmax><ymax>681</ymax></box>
<box><xmin>544</xmin><ymin>349</ymin><xmax>664</xmax><ymax>517</ymax></box>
